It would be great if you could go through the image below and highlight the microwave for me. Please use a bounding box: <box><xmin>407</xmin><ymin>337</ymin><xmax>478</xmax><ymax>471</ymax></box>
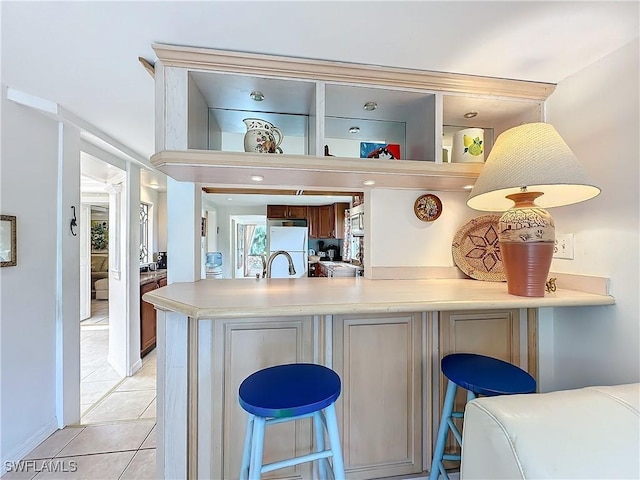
<box><xmin>350</xmin><ymin>204</ymin><xmax>364</xmax><ymax>236</ymax></box>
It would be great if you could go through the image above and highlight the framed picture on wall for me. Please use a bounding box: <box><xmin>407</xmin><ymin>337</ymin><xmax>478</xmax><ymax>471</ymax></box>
<box><xmin>201</xmin><ymin>217</ymin><xmax>207</xmax><ymax>237</ymax></box>
<box><xmin>0</xmin><ymin>215</ymin><xmax>17</xmax><ymax>267</ymax></box>
<box><xmin>91</xmin><ymin>220</ymin><xmax>109</xmax><ymax>252</ymax></box>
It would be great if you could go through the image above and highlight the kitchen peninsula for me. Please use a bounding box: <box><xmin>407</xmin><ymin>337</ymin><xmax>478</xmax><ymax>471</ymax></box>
<box><xmin>149</xmin><ymin>44</ymin><xmax>615</xmax><ymax>479</ymax></box>
<box><xmin>143</xmin><ymin>277</ymin><xmax>614</xmax><ymax>479</ymax></box>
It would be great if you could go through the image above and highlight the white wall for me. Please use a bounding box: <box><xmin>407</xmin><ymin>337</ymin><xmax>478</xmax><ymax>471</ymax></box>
<box><xmin>545</xmin><ymin>39</ymin><xmax>639</xmax><ymax>388</ymax></box>
<box><xmin>157</xmin><ymin>191</ymin><xmax>167</xmax><ymax>252</ymax></box>
<box><xmin>107</xmin><ymin>165</ymin><xmax>142</xmax><ymax>378</ymax></box>
<box><xmin>368</xmin><ymin>189</ymin><xmax>477</xmax><ymax>268</ymax></box>
<box><xmin>0</xmin><ymin>90</ymin><xmax>80</xmax><ymax>465</ymax></box>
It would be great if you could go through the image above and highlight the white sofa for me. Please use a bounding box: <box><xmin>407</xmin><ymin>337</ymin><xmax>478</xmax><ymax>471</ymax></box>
<box><xmin>460</xmin><ymin>383</ymin><xmax>640</xmax><ymax>479</ymax></box>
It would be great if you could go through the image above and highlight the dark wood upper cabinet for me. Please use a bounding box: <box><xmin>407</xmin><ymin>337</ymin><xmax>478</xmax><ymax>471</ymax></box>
<box><xmin>287</xmin><ymin>205</ymin><xmax>308</xmax><ymax>219</ymax></box>
<box><xmin>267</xmin><ymin>205</ymin><xmax>308</xmax><ymax>219</ymax></box>
<box><xmin>268</xmin><ymin>203</ymin><xmax>348</xmax><ymax>239</ymax></box>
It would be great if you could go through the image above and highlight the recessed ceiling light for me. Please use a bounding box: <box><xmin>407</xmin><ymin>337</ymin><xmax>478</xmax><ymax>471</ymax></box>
<box><xmin>250</xmin><ymin>91</ymin><xmax>265</xmax><ymax>102</ymax></box>
<box><xmin>463</xmin><ymin>184</ymin><xmax>474</xmax><ymax>190</ymax></box>
<box><xmin>250</xmin><ymin>175</ymin><xmax>264</xmax><ymax>182</ymax></box>
<box><xmin>348</xmin><ymin>126</ymin><xmax>360</xmax><ymax>134</ymax></box>
<box><xmin>363</xmin><ymin>180</ymin><xmax>376</xmax><ymax>186</ymax></box>
<box><xmin>363</xmin><ymin>101</ymin><xmax>378</xmax><ymax>111</ymax></box>
<box><xmin>463</xmin><ymin>111</ymin><xmax>478</xmax><ymax>119</ymax></box>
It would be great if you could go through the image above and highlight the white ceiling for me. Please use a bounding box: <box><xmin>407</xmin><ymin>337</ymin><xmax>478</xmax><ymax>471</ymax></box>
<box><xmin>2</xmin><ymin>1</ymin><xmax>638</xmax><ymax>187</ymax></box>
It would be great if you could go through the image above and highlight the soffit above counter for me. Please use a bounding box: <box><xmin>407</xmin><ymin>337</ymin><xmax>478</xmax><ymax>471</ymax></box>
<box><xmin>151</xmin><ymin>150</ymin><xmax>484</xmax><ymax>191</ymax></box>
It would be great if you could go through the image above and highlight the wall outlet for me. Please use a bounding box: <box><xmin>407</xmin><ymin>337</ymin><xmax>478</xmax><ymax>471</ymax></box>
<box><xmin>554</xmin><ymin>233</ymin><xmax>574</xmax><ymax>259</ymax></box>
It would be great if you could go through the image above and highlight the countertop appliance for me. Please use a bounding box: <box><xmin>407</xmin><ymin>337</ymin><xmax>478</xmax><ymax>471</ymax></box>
<box><xmin>350</xmin><ymin>204</ymin><xmax>364</xmax><ymax>237</ymax></box>
<box><xmin>268</xmin><ymin>226</ymin><xmax>308</xmax><ymax>278</ymax></box>
<box><xmin>325</xmin><ymin>245</ymin><xmax>339</xmax><ymax>261</ymax></box>
<box><xmin>205</xmin><ymin>251</ymin><xmax>223</xmax><ymax>279</ymax></box>
<box><xmin>157</xmin><ymin>251</ymin><xmax>167</xmax><ymax>269</ymax></box>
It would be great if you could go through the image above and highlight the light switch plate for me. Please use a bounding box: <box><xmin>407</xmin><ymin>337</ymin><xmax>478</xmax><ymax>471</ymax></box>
<box><xmin>554</xmin><ymin>233</ymin><xmax>574</xmax><ymax>259</ymax></box>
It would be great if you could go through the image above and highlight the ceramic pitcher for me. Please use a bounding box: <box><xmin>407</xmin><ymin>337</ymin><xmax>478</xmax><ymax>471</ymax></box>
<box><xmin>243</xmin><ymin>118</ymin><xmax>284</xmax><ymax>154</ymax></box>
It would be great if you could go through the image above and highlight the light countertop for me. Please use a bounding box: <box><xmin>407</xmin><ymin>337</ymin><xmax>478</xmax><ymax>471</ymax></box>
<box><xmin>142</xmin><ymin>277</ymin><xmax>615</xmax><ymax>320</ymax></box>
<box><xmin>140</xmin><ymin>269</ymin><xmax>167</xmax><ymax>286</ymax></box>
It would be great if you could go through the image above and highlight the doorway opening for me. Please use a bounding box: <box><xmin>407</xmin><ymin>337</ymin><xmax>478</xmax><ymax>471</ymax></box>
<box><xmin>231</xmin><ymin>215</ymin><xmax>267</xmax><ymax>278</ymax></box>
<box><xmin>79</xmin><ymin>155</ymin><xmax>124</xmax><ymax>422</ymax></box>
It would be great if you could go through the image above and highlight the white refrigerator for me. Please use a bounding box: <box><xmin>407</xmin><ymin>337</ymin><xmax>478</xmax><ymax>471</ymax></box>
<box><xmin>268</xmin><ymin>226</ymin><xmax>308</xmax><ymax>278</ymax></box>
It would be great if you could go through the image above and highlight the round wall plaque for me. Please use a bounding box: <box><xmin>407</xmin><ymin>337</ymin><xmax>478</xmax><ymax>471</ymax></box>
<box><xmin>414</xmin><ymin>194</ymin><xmax>442</xmax><ymax>222</ymax></box>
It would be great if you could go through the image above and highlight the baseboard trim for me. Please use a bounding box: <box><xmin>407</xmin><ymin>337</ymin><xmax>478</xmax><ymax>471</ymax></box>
<box><xmin>367</xmin><ymin>267</ymin><xmax>610</xmax><ymax>296</ymax></box>
<box><xmin>106</xmin><ymin>354</ymin><xmax>127</xmax><ymax>378</ymax></box>
<box><xmin>0</xmin><ymin>417</ymin><xmax>58</xmax><ymax>475</ymax></box>
<box><xmin>130</xmin><ymin>358</ymin><xmax>143</xmax><ymax>376</ymax></box>
<box><xmin>368</xmin><ymin>266</ymin><xmax>466</xmax><ymax>280</ymax></box>
<box><xmin>549</xmin><ymin>272</ymin><xmax>611</xmax><ymax>296</ymax></box>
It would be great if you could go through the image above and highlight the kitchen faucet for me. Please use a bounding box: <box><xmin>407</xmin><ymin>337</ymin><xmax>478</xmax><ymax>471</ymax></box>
<box><xmin>265</xmin><ymin>250</ymin><xmax>296</xmax><ymax>278</ymax></box>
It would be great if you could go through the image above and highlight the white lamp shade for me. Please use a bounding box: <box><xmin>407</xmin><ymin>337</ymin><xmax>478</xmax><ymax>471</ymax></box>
<box><xmin>467</xmin><ymin>123</ymin><xmax>600</xmax><ymax>211</ymax></box>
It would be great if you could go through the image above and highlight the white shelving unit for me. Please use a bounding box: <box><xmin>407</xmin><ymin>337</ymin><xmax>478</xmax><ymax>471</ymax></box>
<box><xmin>153</xmin><ymin>43</ymin><xmax>552</xmax><ymax>191</ymax></box>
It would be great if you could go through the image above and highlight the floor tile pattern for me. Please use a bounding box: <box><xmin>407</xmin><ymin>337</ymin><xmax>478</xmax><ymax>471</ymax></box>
<box><xmin>1</xmin><ymin>301</ymin><xmax>157</xmax><ymax>479</ymax></box>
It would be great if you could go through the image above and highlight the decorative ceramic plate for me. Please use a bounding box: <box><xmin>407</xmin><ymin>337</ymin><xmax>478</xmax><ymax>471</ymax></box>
<box><xmin>414</xmin><ymin>194</ymin><xmax>442</xmax><ymax>222</ymax></box>
<box><xmin>452</xmin><ymin>215</ymin><xmax>506</xmax><ymax>282</ymax></box>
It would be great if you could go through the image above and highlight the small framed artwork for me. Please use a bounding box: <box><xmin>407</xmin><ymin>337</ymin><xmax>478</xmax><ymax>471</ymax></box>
<box><xmin>360</xmin><ymin>142</ymin><xmax>401</xmax><ymax>160</ymax></box>
<box><xmin>0</xmin><ymin>215</ymin><xmax>17</xmax><ymax>267</ymax></box>
<box><xmin>201</xmin><ymin>217</ymin><xmax>207</xmax><ymax>237</ymax></box>
<box><xmin>91</xmin><ymin>220</ymin><xmax>109</xmax><ymax>253</ymax></box>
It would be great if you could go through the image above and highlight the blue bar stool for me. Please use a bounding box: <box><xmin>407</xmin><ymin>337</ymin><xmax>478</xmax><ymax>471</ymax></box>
<box><xmin>429</xmin><ymin>353</ymin><xmax>536</xmax><ymax>480</ymax></box>
<box><xmin>239</xmin><ymin>363</ymin><xmax>346</xmax><ymax>480</ymax></box>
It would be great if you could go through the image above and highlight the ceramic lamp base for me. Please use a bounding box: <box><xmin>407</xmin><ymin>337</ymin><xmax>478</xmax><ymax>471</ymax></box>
<box><xmin>500</xmin><ymin>241</ymin><xmax>554</xmax><ymax>297</ymax></box>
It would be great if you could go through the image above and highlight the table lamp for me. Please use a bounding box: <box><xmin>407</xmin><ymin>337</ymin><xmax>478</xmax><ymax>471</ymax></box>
<box><xmin>467</xmin><ymin>123</ymin><xmax>600</xmax><ymax>297</ymax></box>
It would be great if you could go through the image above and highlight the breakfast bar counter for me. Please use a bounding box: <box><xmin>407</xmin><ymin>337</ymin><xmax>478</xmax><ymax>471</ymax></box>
<box><xmin>143</xmin><ymin>278</ymin><xmax>614</xmax><ymax>479</ymax></box>
<box><xmin>143</xmin><ymin>277</ymin><xmax>613</xmax><ymax>319</ymax></box>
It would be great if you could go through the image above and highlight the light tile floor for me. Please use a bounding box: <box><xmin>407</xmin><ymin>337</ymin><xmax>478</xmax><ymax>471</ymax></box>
<box><xmin>1</xmin><ymin>301</ymin><xmax>158</xmax><ymax>479</ymax></box>
<box><xmin>80</xmin><ymin>300</ymin><xmax>156</xmax><ymax>424</ymax></box>
<box><xmin>80</xmin><ymin>300</ymin><xmax>120</xmax><ymax>415</ymax></box>
<box><xmin>1</xmin><ymin>420</ymin><xmax>157</xmax><ymax>479</ymax></box>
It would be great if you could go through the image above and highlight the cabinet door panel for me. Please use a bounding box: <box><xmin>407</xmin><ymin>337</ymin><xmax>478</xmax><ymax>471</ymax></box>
<box><xmin>307</xmin><ymin>206</ymin><xmax>318</xmax><ymax>238</ymax></box>
<box><xmin>140</xmin><ymin>282</ymin><xmax>159</xmax><ymax>356</ymax></box>
<box><xmin>217</xmin><ymin>318</ymin><xmax>314</xmax><ymax>480</ymax></box>
<box><xmin>334</xmin><ymin>202</ymin><xmax>349</xmax><ymax>239</ymax></box>
<box><xmin>287</xmin><ymin>205</ymin><xmax>308</xmax><ymax>219</ymax></box>
<box><xmin>267</xmin><ymin>205</ymin><xmax>287</xmax><ymax>219</ymax></box>
<box><xmin>333</xmin><ymin>313</ymin><xmax>422</xmax><ymax>479</ymax></box>
<box><xmin>317</xmin><ymin>205</ymin><xmax>334</xmax><ymax>238</ymax></box>
<box><xmin>437</xmin><ymin>309</ymin><xmax>521</xmax><ymax>460</ymax></box>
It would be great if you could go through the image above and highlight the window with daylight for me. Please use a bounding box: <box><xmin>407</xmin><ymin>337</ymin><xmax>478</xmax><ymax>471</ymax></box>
<box><xmin>243</xmin><ymin>224</ymin><xmax>267</xmax><ymax>278</ymax></box>
<box><xmin>140</xmin><ymin>203</ymin><xmax>149</xmax><ymax>263</ymax></box>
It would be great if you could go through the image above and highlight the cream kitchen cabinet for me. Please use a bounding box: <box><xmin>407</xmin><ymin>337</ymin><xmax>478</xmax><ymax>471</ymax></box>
<box><xmin>173</xmin><ymin>309</ymin><xmax>534</xmax><ymax>480</ymax></box>
<box><xmin>211</xmin><ymin>316</ymin><xmax>316</xmax><ymax>480</ymax></box>
<box><xmin>146</xmin><ymin>278</ymin><xmax>612</xmax><ymax>479</ymax></box>
<box><xmin>436</xmin><ymin>309</ymin><xmax>533</xmax><ymax>460</ymax></box>
<box><xmin>332</xmin><ymin>313</ymin><xmax>424</xmax><ymax>479</ymax></box>
<box><xmin>151</xmin><ymin>43</ymin><xmax>551</xmax><ymax>191</ymax></box>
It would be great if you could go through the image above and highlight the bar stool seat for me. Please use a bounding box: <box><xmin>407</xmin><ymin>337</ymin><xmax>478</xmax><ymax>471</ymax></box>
<box><xmin>239</xmin><ymin>363</ymin><xmax>345</xmax><ymax>480</ymax></box>
<box><xmin>430</xmin><ymin>353</ymin><xmax>536</xmax><ymax>480</ymax></box>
